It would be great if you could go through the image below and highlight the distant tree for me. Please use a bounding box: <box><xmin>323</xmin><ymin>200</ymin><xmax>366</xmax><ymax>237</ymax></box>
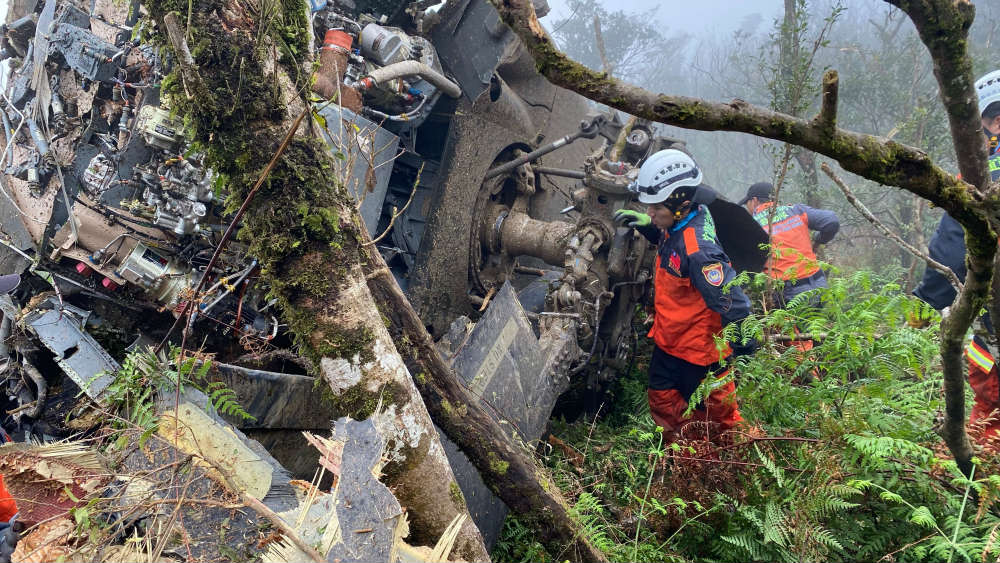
<box><xmin>548</xmin><ymin>0</ymin><xmax>688</xmax><ymax>81</ymax></box>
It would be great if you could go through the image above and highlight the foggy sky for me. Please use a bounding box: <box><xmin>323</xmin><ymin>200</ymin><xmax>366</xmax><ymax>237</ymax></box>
<box><xmin>544</xmin><ymin>0</ymin><xmax>784</xmax><ymax>37</ymax></box>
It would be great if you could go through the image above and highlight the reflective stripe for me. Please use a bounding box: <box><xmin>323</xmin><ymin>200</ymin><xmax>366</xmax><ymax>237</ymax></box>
<box><xmin>966</xmin><ymin>339</ymin><xmax>995</xmax><ymax>372</ymax></box>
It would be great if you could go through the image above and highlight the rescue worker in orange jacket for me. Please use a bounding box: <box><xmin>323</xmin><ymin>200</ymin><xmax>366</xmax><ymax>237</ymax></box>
<box><xmin>614</xmin><ymin>149</ymin><xmax>756</xmax><ymax>439</ymax></box>
<box><xmin>913</xmin><ymin>69</ymin><xmax>1000</xmax><ymax>441</ymax></box>
<box><xmin>738</xmin><ymin>182</ymin><xmax>839</xmax><ymax>306</ymax></box>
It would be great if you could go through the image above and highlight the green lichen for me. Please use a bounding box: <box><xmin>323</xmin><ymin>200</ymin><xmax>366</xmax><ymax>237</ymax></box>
<box><xmin>316</xmin><ymin>379</ymin><xmax>408</xmax><ymax>420</ymax></box>
<box><xmin>449</xmin><ymin>481</ymin><xmax>466</xmax><ymax>511</ymax></box>
<box><xmin>488</xmin><ymin>451</ymin><xmax>509</xmax><ymax>476</ymax></box>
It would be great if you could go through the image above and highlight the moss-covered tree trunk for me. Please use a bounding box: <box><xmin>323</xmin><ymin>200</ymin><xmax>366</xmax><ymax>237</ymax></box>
<box><xmin>146</xmin><ymin>1</ymin><xmax>488</xmax><ymax>558</ymax></box>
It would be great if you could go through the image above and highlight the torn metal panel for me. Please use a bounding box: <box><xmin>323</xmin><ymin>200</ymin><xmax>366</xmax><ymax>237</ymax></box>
<box><xmin>155</xmin><ymin>387</ymin><xmax>298</xmax><ymax>512</ymax></box>
<box><xmin>315</xmin><ymin>104</ymin><xmax>398</xmax><ymax>237</ymax></box>
<box><xmin>122</xmin><ymin>433</ymin><xmax>279</xmax><ymax>562</ymax></box>
<box><xmin>331</xmin><ymin>416</ymin><xmax>403</xmax><ymax>562</ymax></box>
<box><xmin>21</xmin><ymin>296</ymin><xmax>119</xmax><ymax>402</ymax></box>
<box><xmin>450</xmin><ymin>281</ymin><xmax>550</xmax><ymax>439</ymax></box>
<box><xmin>47</xmin><ymin>22</ymin><xmax>120</xmax><ymax>82</ymax></box>
<box><xmin>439</xmin><ymin>281</ymin><xmax>576</xmax><ymax>548</ymax></box>
<box><xmin>212</xmin><ymin>362</ymin><xmax>334</xmax><ymax>429</ymax></box>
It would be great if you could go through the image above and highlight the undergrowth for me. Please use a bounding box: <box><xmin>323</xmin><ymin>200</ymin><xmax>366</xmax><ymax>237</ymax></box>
<box><xmin>100</xmin><ymin>346</ymin><xmax>255</xmax><ymax>448</ymax></box>
<box><xmin>494</xmin><ymin>270</ymin><xmax>1000</xmax><ymax>562</ymax></box>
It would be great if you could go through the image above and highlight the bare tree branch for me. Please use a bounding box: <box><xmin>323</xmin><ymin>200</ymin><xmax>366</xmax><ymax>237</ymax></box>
<box><xmin>886</xmin><ymin>0</ymin><xmax>987</xmax><ymax>192</ymax></box>
<box><xmin>592</xmin><ymin>15</ymin><xmax>613</xmax><ymax>76</ymax></box>
<box><xmin>821</xmin><ymin>163</ymin><xmax>963</xmax><ymax>292</ymax></box>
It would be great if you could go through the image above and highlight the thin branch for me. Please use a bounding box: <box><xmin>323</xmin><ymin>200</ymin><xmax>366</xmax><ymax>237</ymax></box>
<box><xmin>163</xmin><ymin>12</ymin><xmax>208</xmax><ymax>100</ymax></box>
<box><xmin>822</xmin><ymin>162</ymin><xmax>964</xmax><ymax>293</ymax></box>
<box><xmin>364</xmin><ymin>162</ymin><xmax>423</xmax><ymax>246</ymax></box>
<box><xmin>592</xmin><ymin>15</ymin><xmax>613</xmax><ymax>76</ymax></box>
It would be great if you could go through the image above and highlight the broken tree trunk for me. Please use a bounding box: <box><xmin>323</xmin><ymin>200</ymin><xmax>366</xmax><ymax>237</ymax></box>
<box><xmin>147</xmin><ymin>3</ymin><xmax>488</xmax><ymax>559</ymax></box>
<box><xmin>361</xmin><ymin>241</ymin><xmax>609</xmax><ymax>563</ymax></box>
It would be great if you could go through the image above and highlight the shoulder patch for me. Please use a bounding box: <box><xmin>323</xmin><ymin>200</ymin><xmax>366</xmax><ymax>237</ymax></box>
<box><xmin>702</xmin><ymin>262</ymin><xmax>724</xmax><ymax>286</ymax></box>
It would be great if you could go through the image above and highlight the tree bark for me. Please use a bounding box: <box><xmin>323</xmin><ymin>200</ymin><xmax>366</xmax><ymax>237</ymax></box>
<box><xmin>492</xmin><ymin>0</ymin><xmax>995</xmax><ymax>473</ymax></box>
<box><xmin>151</xmin><ymin>3</ymin><xmax>489</xmax><ymax>559</ymax></box>
<box><xmin>361</xmin><ymin>241</ymin><xmax>609</xmax><ymax>563</ymax></box>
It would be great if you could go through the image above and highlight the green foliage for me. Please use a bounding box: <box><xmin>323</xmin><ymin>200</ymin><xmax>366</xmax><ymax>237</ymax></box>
<box><xmin>99</xmin><ymin>347</ymin><xmax>256</xmax><ymax>444</ymax></box>
<box><xmin>494</xmin><ymin>270</ymin><xmax>1000</xmax><ymax>562</ymax></box>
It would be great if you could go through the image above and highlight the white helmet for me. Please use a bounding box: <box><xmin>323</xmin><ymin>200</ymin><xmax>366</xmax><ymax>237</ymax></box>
<box><xmin>976</xmin><ymin>70</ymin><xmax>1000</xmax><ymax>116</ymax></box>
<box><xmin>631</xmin><ymin>149</ymin><xmax>703</xmax><ymax>205</ymax></box>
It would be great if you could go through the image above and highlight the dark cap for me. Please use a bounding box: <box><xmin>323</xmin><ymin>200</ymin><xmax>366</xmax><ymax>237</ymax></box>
<box><xmin>0</xmin><ymin>274</ymin><xmax>19</xmax><ymax>294</ymax></box>
<box><xmin>738</xmin><ymin>182</ymin><xmax>774</xmax><ymax>205</ymax></box>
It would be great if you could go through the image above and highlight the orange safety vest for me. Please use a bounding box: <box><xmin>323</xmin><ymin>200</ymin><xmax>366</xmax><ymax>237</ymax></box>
<box><xmin>752</xmin><ymin>202</ymin><xmax>820</xmax><ymax>281</ymax></box>
<box><xmin>0</xmin><ymin>474</ymin><xmax>16</xmax><ymax>523</ymax></box>
<box><xmin>650</xmin><ymin>222</ymin><xmax>731</xmax><ymax>366</ymax></box>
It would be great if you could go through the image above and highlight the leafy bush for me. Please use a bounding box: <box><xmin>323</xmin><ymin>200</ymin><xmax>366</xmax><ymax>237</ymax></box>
<box><xmin>494</xmin><ymin>271</ymin><xmax>1000</xmax><ymax>562</ymax></box>
<box><xmin>99</xmin><ymin>346</ymin><xmax>255</xmax><ymax>446</ymax></box>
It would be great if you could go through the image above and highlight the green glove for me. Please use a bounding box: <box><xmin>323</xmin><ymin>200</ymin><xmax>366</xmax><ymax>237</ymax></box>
<box><xmin>613</xmin><ymin>209</ymin><xmax>651</xmax><ymax>228</ymax></box>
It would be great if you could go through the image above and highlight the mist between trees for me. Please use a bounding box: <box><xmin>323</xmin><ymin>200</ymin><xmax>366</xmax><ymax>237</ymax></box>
<box><xmin>545</xmin><ymin>0</ymin><xmax>1000</xmax><ymax>286</ymax></box>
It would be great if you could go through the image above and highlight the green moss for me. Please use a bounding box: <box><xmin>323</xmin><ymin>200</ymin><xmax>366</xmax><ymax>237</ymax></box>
<box><xmin>145</xmin><ymin>0</ymin><xmax>377</xmax><ymax>373</ymax></box>
<box><xmin>449</xmin><ymin>481</ymin><xmax>466</xmax><ymax>511</ymax></box>
<box><xmin>308</xmin><ymin>324</ymin><xmax>375</xmax><ymax>364</ymax></box>
<box><xmin>488</xmin><ymin>451</ymin><xmax>509</xmax><ymax>476</ymax></box>
<box><xmin>315</xmin><ymin>379</ymin><xmax>408</xmax><ymax>420</ymax></box>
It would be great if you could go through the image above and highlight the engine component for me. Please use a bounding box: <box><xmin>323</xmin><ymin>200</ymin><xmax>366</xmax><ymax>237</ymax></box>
<box><xmin>313</xmin><ymin>29</ymin><xmax>363</xmax><ymax>112</ymax></box>
<box><xmin>134</xmin><ymin>106</ymin><xmax>183</xmax><ymax>151</ymax></box>
<box><xmin>47</xmin><ymin>22</ymin><xmax>119</xmax><ymax>82</ymax></box>
<box><xmin>81</xmin><ymin>153</ymin><xmax>114</xmax><ymax>197</ymax></box>
<box><xmin>359</xmin><ymin>23</ymin><xmax>409</xmax><ymax>66</ymax></box>
<box><xmin>115</xmin><ymin>242</ymin><xmax>192</xmax><ymax>306</ymax></box>
<box><xmin>359</xmin><ymin>59</ymin><xmax>461</xmax><ymax>100</ymax></box>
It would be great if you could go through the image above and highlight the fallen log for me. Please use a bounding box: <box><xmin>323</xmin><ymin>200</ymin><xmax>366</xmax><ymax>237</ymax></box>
<box><xmin>361</xmin><ymin>240</ymin><xmax>609</xmax><ymax>563</ymax></box>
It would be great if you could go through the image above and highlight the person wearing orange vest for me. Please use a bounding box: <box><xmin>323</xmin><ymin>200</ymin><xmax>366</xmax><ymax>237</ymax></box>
<box><xmin>614</xmin><ymin>149</ymin><xmax>755</xmax><ymax>440</ymax></box>
<box><xmin>738</xmin><ymin>182</ymin><xmax>839</xmax><ymax>306</ymax></box>
<box><xmin>913</xmin><ymin>69</ymin><xmax>1000</xmax><ymax>442</ymax></box>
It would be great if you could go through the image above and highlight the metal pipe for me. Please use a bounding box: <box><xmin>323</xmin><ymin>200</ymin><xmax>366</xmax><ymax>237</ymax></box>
<box><xmin>532</xmin><ymin>166</ymin><xmax>585</xmax><ymax>180</ymax></box>
<box><xmin>21</xmin><ymin>360</ymin><xmax>48</xmax><ymax>419</ymax></box>
<box><xmin>26</xmin><ymin>118</ymin><xmax>49</xmax><ymax>155</ymax></box>
<box><xmin>485</xmin><ymin>132</ymin><xmax>583</xmax><ymax>180</ymax></box>
<box><xmin>1</xmin><ymin>112</ymin><xmax>11</xmax><ymax>146</ymax></box>
<box><xmin>0</xmin><ymin>313</ymin><xmax>10</xmax><ymax>358</ymax></box>
<box><xmin>361</xmin><ymin>60</ymin><xmax>461</xmax><ymax>99</ymax></box>
<box><xmin>485</xmin><ymin>115</ymin><xmax>605</xmax><ymax>180</ymax></box>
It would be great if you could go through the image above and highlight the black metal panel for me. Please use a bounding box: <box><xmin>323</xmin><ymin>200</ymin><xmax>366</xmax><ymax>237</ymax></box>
<box><xmin>431</xmin><ymin>0</ymin><xmax>512</xmax><ymax>102</ymax></box>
